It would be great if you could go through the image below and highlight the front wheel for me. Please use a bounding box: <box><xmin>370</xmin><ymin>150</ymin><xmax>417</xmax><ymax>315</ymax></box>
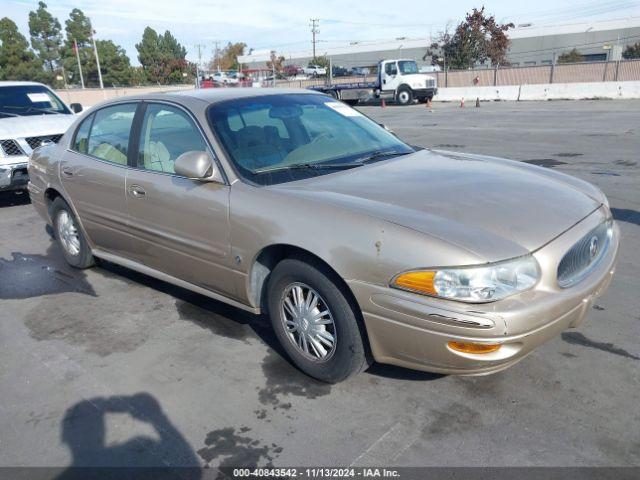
<box><xmin>50</xmin><ymin>197</ymin><xmax>95</xmax><ymax>269</ymax></box>
<box><xmin>396</xmin><ymin>87</ymin><xmax>413</xmax><ymax>105</ymax></box>
<box><xmin>267</xmin><ymin>258</ymin><xmax>369</xmax><ymax>383</ymax></box>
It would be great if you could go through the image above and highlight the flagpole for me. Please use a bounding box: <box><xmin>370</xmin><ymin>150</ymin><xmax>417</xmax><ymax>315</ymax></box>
<box><xmin>91</xmin><ymin>30</ymin><xmax>104</xmax><ymax>89</ymax></box>
<box><xmin>73</xmin><ymin>39</ymin><xmax>85</xmax><ymax>89</ymax></box>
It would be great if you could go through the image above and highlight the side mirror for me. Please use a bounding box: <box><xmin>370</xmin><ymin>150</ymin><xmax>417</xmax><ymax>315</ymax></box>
<box><xmin>69</xmin><ymin>103</ymin><xmax>83</xmax><ymax>113</ymax></box>
<box><xmin>174</xmin><ymin>150</ymin><xmax>222</xmax><ymax>182</ymax></box>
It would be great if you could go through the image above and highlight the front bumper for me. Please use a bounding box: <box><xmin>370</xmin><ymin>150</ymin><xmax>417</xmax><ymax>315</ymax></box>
<box><xmin>348</xmin><ymin>208</ymin><xmax>620</xmax><ymax>375</ymax></box>
<box><xmin>0</xmin><ymin>159</ymin><xmax>29</xmax><ymax>191</ymax></box>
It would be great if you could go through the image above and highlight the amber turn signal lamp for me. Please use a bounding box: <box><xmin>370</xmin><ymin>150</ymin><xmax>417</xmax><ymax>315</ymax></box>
<box><xmin>393</xmin><ymin>271</ymin><xmax>436</xmax><ymax>295</ymax></box>
<box><xmin>448</xmin><ymin>342</ymin><xmax>502</xmax><ymax>354</ymax></box>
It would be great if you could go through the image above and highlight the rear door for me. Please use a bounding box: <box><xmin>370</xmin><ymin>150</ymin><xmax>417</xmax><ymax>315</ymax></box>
<box><xmin>60</xmin><ymin>102</ymin><xmax>138</xmax><ymax>257</ymax></box>
<box><xmin>125</xmin><ymin>101</ymin><xmax>235</xmax><ymax>298</ymax></box>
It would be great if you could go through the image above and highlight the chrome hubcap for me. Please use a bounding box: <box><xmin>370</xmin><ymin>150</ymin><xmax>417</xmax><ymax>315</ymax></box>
<box><xmin>280</xmin><ymin>283</ymin><xmax>337</xmax><ymax>361</ymax></box>
<box><xmin>399</xmin><ymin>91</ymin><xmax>409</xmax><ymax>103</ymax></box>
<box><xmin>57</xmin><ymin>210</ymin><xmax>80</xmax><ymax>256</ymax></box>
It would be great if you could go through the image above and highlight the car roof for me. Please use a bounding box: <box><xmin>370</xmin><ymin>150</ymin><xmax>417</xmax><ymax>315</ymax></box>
<box><xmin>137</xmin><ymin>87</ymin><xmax>324</xmax><ymax>105</ymax></box>
<box><xmin>0</xmin><ymin>81</ymin><xmax>48</xmax><ymax>88</ymax></box>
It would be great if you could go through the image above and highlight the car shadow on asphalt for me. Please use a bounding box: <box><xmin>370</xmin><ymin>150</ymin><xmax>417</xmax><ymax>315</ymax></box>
<box><xmin>56</xmin><ymin>392</ymin><xmax>202</xmax><ymax>479</ymax></box>
<box><xmin>97</xmin><ymin>260</ymin><xmax>444</xmax><ymax>383</ymax></box>
<box><xmin>0</xmin><ymin>191</ymin><xmax>30</xmax><ymax>207</ymax></box>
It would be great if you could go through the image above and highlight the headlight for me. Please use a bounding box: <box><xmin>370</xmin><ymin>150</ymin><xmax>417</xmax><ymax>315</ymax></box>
<box><xmin>391</xmin><ymin>256</ymin><xmax>540</xmax><ymax>303</ymax></box>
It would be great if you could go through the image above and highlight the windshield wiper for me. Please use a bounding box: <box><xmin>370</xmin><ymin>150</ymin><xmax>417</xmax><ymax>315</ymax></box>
<box><xmin>356</xmin><ymin>150</ymin><xmax>411</xmax><ymax>163</ymax></box>
<box><xmin>255</xmin><ymin>162</ymin><xmax>363</xmax><ymax>174</ymax></box>
<box><xmin>1</xmin><ymin>105</ymin><xmax>59</xmax><ymax>115</ymax></box>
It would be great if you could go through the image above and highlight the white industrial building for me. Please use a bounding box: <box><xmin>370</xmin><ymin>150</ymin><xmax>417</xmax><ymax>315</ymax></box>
<box><xmin>238</xmin><ymin>16</ymin><xmax>640</xmax><ymax>70</ymax></box>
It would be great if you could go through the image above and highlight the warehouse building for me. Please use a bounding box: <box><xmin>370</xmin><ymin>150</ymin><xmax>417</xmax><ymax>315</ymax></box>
<box><xmin>238</xmin><ymin>16</ymin><xmax>640</xmax><ymax>70</ymax></box>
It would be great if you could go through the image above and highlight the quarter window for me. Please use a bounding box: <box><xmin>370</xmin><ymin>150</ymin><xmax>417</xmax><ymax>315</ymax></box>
<box><xmin>86</xmin><ymin>104</ymin><xmax>137</xmax><ymax>165</ymax></box>
<box><xmin>73</xmin><ymin>113</ymin><xmax>94</xmax><ymax>154</ymax></box>
<box><xmin>137</xmin><ymin>104</ymin><xmax>208</xmax><ymax>174</ymax></box>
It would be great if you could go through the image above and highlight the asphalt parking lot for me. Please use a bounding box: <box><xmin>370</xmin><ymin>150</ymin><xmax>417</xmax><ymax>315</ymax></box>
<box><xmin>1</xmin><ymin>99</ymin><xmax>639</xmax><ymax>469</ymax></box>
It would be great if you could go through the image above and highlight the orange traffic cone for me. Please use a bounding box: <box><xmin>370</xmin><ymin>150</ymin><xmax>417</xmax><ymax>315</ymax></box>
<box><xmin>381</xmin><ymin>98</ymin><xmax>386</xmax><ymax>108</ymax></box>
<box><xmin>460</xmin><ymin>97</ymin><xmax>465</xmax><ymax>108</ymax></box>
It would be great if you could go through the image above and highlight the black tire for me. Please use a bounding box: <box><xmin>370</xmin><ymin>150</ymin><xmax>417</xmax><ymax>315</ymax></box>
<box><xmin>50</xmin><ymin>197</ymin><xmax>95</xmax><ymax>269</ymax></box>
<box><xmin>327</xmin><ymin>90</ymin><xmax>338</xmax><ymax>99</ymax></box>
<box><xmin>267</xmin><ymin>258</ymin><xmax>369</xmax><ymax>383</ymax></box>
<box><xmin>344</xmin><ymin>99</ymin><xmax>359</xmax><ymax>106</ymax></box>
<box><xmin>396</xmin><ymin>86</ymin><xmax>413</xmax><ymax>105</ymax></box>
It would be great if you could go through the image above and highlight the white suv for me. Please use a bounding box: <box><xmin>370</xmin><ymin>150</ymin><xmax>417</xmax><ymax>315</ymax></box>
<box><xmin>0</xmin><ymin>81</ymin><xmax>79</xmax><ymax>192</ymax></box>
<box><xmin>303</xmin><ymin>65</ymin><xmax>327</xmax><ymax>77</ymax></box>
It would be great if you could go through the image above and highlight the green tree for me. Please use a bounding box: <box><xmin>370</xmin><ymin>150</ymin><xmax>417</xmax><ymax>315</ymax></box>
<box><xmin>28</xmin><ymin>1</ymin><xmax>62</xmax><ymax>77</ymax></box>
<box><xmin>210</xmin><ymin>42</ymin><xmax>246</xmax><ymax>71</ymax></box>
<box><xmin>313</xmin><ymin>55</ymin><xmax>330</xmax><ymax>69</ymax></box>
<box><xmin>429</xmin><ymin>7</ymin><xmax>513</xmax><ymax>69</ymax></box>
<box><xmin>87</xmin><ymin>40</ymin><xmax>132</xmax><ymax>87</ymax></box>
<box><xmin>622</xmin><ymin>42</ymin><xmax>640</xmax><ymax>59</ymax></box>
<box><xmin>136</xmin><ymin>27</ymin><xmax>191</xmax><ymax>84</ymax></box>
<box><xmin>0</xmin><ymin>17</ymin><xmax>46</xmax><ymax>82</ymax></box>
<box><xmin>557</xmin><ymin>48</ymin><xmax>583</xmax><ymax>64</ymax></box>
<box><xmin>61</xmin><ymin>8</ymin><xmax>93</xmax><ymax>86</ymax></box>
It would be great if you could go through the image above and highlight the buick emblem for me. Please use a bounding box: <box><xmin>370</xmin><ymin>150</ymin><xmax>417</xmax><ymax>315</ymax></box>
<box><xmin>589</xmin><ymin>236</ymin><xmax>599</xmax><ymax>259</ymax></box>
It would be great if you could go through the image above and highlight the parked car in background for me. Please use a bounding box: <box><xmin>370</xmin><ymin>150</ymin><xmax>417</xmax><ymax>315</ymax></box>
<box><xmin>351</xmin><ymin>67</ymin><xmax>371</xmax><ymax>76</ymax></box>
<box><xmin>29</xmin><ymin>89</ymin><xmax>619</xmax><ymax>383</ymax></box>
<box><xmin>283</xmin><ymin>65</ymin><xmax>304</xmax><ymax>77</ymax></box>
<box><xmin>331</xmin><ymin>66</ymin><xmax>350</xmax><ymax>77</ymax></box>
<box><xmin>303</xmin><ymin>64</ymin><xmax>327</xmax><ymax>77</ymax></box>
<box><xmin>1</xmin><ymin>81</ymin><xmax>80</xmax><ymax>193</ymax></box>
<box><xmin>212</xmin><ymin>71</ymin><xmax>239</xmax><ymax>85</ymax></box>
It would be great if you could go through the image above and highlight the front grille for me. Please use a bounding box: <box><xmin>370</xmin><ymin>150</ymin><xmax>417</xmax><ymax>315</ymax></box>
<box><xmin>557</xmin><ymin>220</ymin><xmax>612</xmax><ymax>288</ymax></box>
<box><xmin>0</xmin><ymin>139</ymin><xmax>24</xmax><ymax>156</ymax></box>
<box><xmin>25</xmin><ymin>134</ymin><xmax>63</xmax><ymax>150</ymax></box>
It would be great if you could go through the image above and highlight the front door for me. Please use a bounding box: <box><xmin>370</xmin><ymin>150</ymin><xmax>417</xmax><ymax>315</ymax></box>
<box><xmin>125</xmin><ymin>102</ymin><xmax>234</xmax><ymax>298</ymax></box>
<box><xmin>381</xmin><ymin>61</ymin><xmax>400</xmax><ymax>92</ymax></box>
<box><xmin>60</xmin><ymin>102</ymin><xmax>137</xmax><ymax>257</ymax></box>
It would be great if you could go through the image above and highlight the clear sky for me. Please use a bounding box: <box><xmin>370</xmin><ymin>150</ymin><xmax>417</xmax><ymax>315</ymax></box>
<box><xmin>5</xmin><ymin>0</ymin><xmax>640</xmax><ymax>65</ymax></box>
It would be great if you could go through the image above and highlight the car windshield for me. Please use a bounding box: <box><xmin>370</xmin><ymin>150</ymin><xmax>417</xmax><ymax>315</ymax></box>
<box><xmin>398</xmin><ymin>61</ymin><xmax>419</xmax><ymax>74</ymax></box>
<box><xmin>0</xmin><ymin>85</ymin><xmax>70</xmax><ymax>118</ymax></box>
<box><xmin>208</xmin><ymin>93</ymin><xmax>414</xmax><ymax>185</ymax></box>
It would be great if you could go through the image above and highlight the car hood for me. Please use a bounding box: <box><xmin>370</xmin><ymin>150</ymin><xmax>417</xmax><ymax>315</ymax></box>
<box><xmin>0</xmin><ymin>113</ymin><xmax>76</xmax><ymax>140</ymax></box>
<box><xmin>270</xmin><ymin>149</ymin><xmax>602</xmax><ymax>261</ymax></box>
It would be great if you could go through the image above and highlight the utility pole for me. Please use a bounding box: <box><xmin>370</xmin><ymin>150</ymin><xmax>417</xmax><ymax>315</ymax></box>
<box><xmin>73</xmin><ymin>39</ymin><xmax>85</xmax><ymax>89</ymax></box>
<box><xmin>91</xmin><ymin>30</ymin><xmax>104</xmax><ymax>89</ymax></box>
<box><xmin>309</xmin><ymin>19</ymin><xmax>319</xmax><ymax>61</ymax></box>
<box><xmin>194</xmin><ymin>43</ymin><xmax>205</xmax><ymax>87</ymax></box>
<box><xmin>213</xmin><ymin>41</ymin><xmax>220</xmax><ymax>71</ymax></box>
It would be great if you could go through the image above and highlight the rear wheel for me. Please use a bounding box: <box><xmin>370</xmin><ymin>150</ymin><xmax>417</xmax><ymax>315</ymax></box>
<box><xmin>344</xmin><ymin>99</ymin><xmax>359</xmax><ymax>106</ymax></box>
<box><xmin>50</xmin><ymin>197</ymin><xmax>94</xmax><ymax>269</ymax></box>
<box><xmin>267</xmin><ymin>258</ymin><xmax>369</xmax><ymax>383</ymax></box>
<box><xmin>396</xmin><ymin>87</ymin><xmax>413</xmax><ymax>105</ymax></box>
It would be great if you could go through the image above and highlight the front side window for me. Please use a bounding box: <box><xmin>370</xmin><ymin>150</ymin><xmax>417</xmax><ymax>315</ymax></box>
<box><xmin>398</xmin><ymin>61</ymin><xmax>419</xmax><ymax>74</ymax></box>
<box><xmin>137</xmin><ymin>104</ymin><xmax>208</xmax><ymax>174</ymax></box>
<box><xmin>208</xmin><ymin>94</ymin><xmax>413</xmax><ymax>186</ymax></box>
<box><xmin>385</xmin><ymin>62</ymin><xmax>398</xmax><ymax>75</ymax></box>
<box><xmin>0</xmin><ymin>85</ymin><xmax>71</xmax><ymax>118</ymax></box>
<box><xmin>86</xmin><ymin>103</ymin><xmax>136</xmax><ymax>165</ymax></box>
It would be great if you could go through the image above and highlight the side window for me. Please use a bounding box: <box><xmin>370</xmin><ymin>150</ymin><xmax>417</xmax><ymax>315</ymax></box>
<box><xmin>72</xmin><ymin>113</ymin><xmax>94</xmax><ymax>154</ymax></box>
<box><xmin>138</xmin><ymin>104</ymin><xmax>207</xmax><ymax>174</ymax></box>
<box><xmin>87</xmin><ymin>104</ymin><xmax>136</xmax><ymax>165</ymax></box>
<box><xmin>385</xmin><ymin>62</ymin><xmax>398</xmax><ymax>75</ymax></box>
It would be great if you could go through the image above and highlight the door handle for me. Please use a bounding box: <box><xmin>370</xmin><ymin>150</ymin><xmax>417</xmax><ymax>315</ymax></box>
<box><xmin>61</xmin><ymin>166</ymin><xmax>74</xmax><ymax>177</ymax></box>
<box><xmin>128</xmin><ymin>185</ymin><xmax>146</xmax><ymax>198</ymax></box>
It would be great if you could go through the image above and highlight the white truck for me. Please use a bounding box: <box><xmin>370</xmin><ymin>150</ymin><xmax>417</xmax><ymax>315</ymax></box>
<box><xmin>0</xmin><ymin>81</ymin><xmax>80</xmax><ymax>193</ymax></box>
<box><xmin>311</xmin><ymin>59</ymin><xmax>437</xmax><ymax>106</ymax></box>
